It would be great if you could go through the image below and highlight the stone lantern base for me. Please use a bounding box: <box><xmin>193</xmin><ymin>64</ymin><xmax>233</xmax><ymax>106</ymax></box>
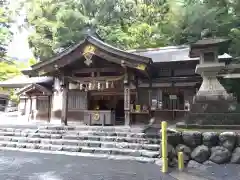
<box><xmin>185</xmin><ymin>92</ymin><xmax>240</xmax><ymax>125</ymax></box>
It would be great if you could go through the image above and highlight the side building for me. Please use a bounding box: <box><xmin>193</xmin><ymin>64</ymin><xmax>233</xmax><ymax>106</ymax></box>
<box><xmin>0</xmin><ymin>35</ymin><xmax>232</xmax><ymax>125</ymax></box>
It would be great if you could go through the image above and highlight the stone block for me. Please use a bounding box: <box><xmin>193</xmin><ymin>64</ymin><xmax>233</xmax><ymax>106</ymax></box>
<box><xmin>88</xmin><ymin>142</ymin><xmax>101</xmax><ymax>148</ymax></box>
<box><xmin>0</xmin><ymin>136</ymin><xmax>12</xmax><ymax>141</ymax></box>
<box><xmin>115</xmin><ymin>143</ymin><xmax>129</xmax><ymax>149</ymax></box>
<box><xmin>39</xmin><ymin>144</ymin><xmax>51</xmax><ymax>150</ymax></box>
<box><xmin>111</xmin><ymin>149</ymin><xmax>130</xmax><ymax>156</ymax></box>
<box><xmin>182</xmin><ymin>131</ymin><xmax>202</xmax><ymax>148</ymax></box>
<box><xmin>3</xmin><ymin>132</ymin><xmax>14</xmax><ymax>136</ymax></box>
<box><xmin>39</xmin><ymin>134</ymin><xmax>51</xmax><ymax>139</ymax></box>
<box><xmin>191</xmin><ymin>145</ymin><xmax>210</xmax><ymax>163</ymax></box>
<box><xmin>27</xmin><ymin>139</ymin><xmax>41</xmax><ymax>144</ymax></box>
<box><xmin>62</xmin><ymin>146</ymin><xmax>80</xmax><ymax>152</ymax></box>
<box><xmin>18</xmin><ymin>138</ymin><xmax>28</xmax><ymax>143</ymax></box>
<box><xmin>128</xmin><ymin>144</ymin><xmax>142</xmax><ymax>150</ymax></box>
<box><xmin>78</xmin><ymin>141</ymin><xmax>89</xmax><ymax>147</ymax></box>
<box><xmin>51</xmin><ymin>140</ymin><xmax>63</xmax><ymax>145</ymax></box>
<box><xmin>142</xmin><ymin>144</ymin><xmax>159</xmax><ymax>151</ymax></box>
<box><xmin>202</xmin><ymin>132</ymin><xmax>219</xmax><ymax>147</ymax></box>
<box><xmin>87</xmin><ymin>136</ymin><xmax>100</xmax><ymax>141</ymax></box>
<box><xmin>210</xmin><ymin>146</ymin><xmax>231</xmax><ymax>164</ymax></box>
<box><xmin>51</xmin><ymin>134</ymin><xmax>62</xmax><ymax>139</ymax></box>
<box><xmin>116</xmin><ymin>132</ymin><xmax>127</xmax><ymax>137</ymax></box>
<box><xmin>107</xmin><ymin>132</ymin><xmax>117</xmax><ymax>136</ymax></box>
<box><xmin>62</xmin><ymin>140</ymin><xmax>78</xmax><ymax>146</ymax></box>
<box><xmin>219</xmin><ymin>132</ymin><xmax>237</xmax><ymax>151</ymax></box>
<box><xmin>6</xmin><ymin>143</ymin><xmax>16</xmax><ymax>148</ymax></box>
<box><xmin>41</xmin><ymin>139</ymin><xmax>52</xmax><ymax>144</ymax></box>
<box><xmin>16</xmin><ymin>144</ymin><xmax>27</xmax><ymax>148</ymax></box>
<box><xmin>30</xmin><ymin>134</ymin><xmax>41</xmax><ymax>138</ymax></box>
<box><xmin>50</xmin><ymin>145</ymin><xmax>63</xmax><ymax>151</ymax></box>
<box><xmin>62</xmin><ymin>135</ymin><xmax>79</xmax><ymax>140</ymax></box>
<box><xmin>230</xmin><ymin>147</ymin><xmax>240</xmax><ymax>164</ymax></box>
<box><xmin>94</xmin><ymin>149</ymin><xmax>111</xmax><ymax>154</ymax></box>
<box><xmin>81</xmin><ymin>147</ymin><xmax>95</xmax><ymax>153</ymax></box>
<box><xmin>141</xmin><ymin>150</ymin><xmax>160</xmax><ymax>158</ymax></box>
<box><xmin>101</xmin><ymin>142</ymin><xmax>116</xmax><ymax>148</ymax></box>
<box><xmin>115</xmin><ymin>137</ymin><xmax>127</xmax><ymax>142</ymax></box>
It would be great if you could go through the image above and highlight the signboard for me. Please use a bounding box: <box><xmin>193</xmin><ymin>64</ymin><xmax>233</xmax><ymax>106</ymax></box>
<box><xmin>169</xmin><ymin>95</ymin><xmax>177</xmax><ymax>100</ymax></box>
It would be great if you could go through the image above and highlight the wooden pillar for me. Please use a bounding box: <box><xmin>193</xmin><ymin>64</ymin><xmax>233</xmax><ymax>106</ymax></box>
<box><xmin>123</xmin><ymin>68</ymin><xmax>131</xmax><ymax>126</ymax></box>
<box><xmin>148</xmin><ymin>79</ymin><xmax>152</xmax><ymax>117</ymax></box>
<box><xmin>61</xmin><ymin>77</ymin><xmax>69</xmax><ymax>125</ymax></box>
<box><xmin>135</xmin><ymin>76</ymin><xmax>139</xmax><ymax>104</ymax></box>
<box><xmin>47</xmin><ymin>95</ymin><xmax>51</xmax><ymax>122</ymax></box>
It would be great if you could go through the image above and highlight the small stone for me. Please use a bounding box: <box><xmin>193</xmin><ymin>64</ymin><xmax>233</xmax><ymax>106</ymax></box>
<box><xmin>191</xmin><ymin>145</ymin><xmax>210</xmax><ymax>163</ymax></box>
<box><xmin>210</xmin><ymin>146</ymin><xmax>231</xmax><ymax>164</ymax></box>
<box><xmin>182</xmin><ymin>131</ymin><xmax>202</xmax><ymax>148</ymax></box>
<box><xmin>219</xmin><ymin>132</ymin><xmax>237</xmax><ymax>151</ymax></box>
<box><xmin>202</xmin><ymin>132</ymin><xmax>219</xmax><ymax>147</ymax></box>
<box><xmin>230</xmin><ymin>147</ymin><xmax>240</xmax><ymax>164</ymax></box>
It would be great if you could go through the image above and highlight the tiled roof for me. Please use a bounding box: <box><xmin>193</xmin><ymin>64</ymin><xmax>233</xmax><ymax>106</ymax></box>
<box><xmin>0</xmin><ymin>76</ymin><xmax>53</xmax><ymax>88</ymax></box>
<box><xmin>128</xmin><ymin>46</ymin><xmax>232</xmax><ymax>62</ymax></box>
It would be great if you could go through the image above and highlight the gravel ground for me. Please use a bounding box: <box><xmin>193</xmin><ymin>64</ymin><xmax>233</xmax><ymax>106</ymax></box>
<box><xmin>0</xmin><ymin>150</ymin><xmax>176</xmax><ymax>180</ymax></box>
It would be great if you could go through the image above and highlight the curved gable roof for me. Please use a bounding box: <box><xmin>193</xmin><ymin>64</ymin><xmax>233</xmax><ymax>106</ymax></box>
<box><xmin>30</xmin><ymin>35</ymin><xmax>152</xmax><ymax>74</ymax></box>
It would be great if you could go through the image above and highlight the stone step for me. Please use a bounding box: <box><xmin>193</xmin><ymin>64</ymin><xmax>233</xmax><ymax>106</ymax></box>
<box><xmin>0</xmin><ymin>147</ymin><xmax>156</xmax><ymax>163</ymax></box>
<box><xmin>37</xmin><ymin>129</ymin><xmax>160</xmax><ymax>139</ymax></box>
<box><xmin>0</xmin><ymin>136</ymin><xmax>160</xmax><ymax>151</ymax></box>
<box><xmin>0</xmin><ymin>130</ymin><xmax>160</xmax><ymax>144</ymax></box>
<box><xmin>0</xmin><ymin>140</ymin><xmax>160</xmax><ymax>159</ymax></box>
<box><xmin>40</xmin><ymin>125</ymin><xmax>146</xmax><ymax>133</ymax></box>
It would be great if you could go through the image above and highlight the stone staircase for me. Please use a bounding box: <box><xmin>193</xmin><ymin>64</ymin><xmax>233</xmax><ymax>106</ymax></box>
<box><xmin>0</xmin><ymin>126</ymin><xmax>161</xmax><ymax>163</ymax></box>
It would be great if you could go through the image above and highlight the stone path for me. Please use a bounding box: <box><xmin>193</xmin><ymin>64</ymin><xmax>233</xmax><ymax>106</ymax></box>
<box><xmin>0</xmin><ymin>150</ymin><xmax>175</xmax><ymax>180</ymax></box>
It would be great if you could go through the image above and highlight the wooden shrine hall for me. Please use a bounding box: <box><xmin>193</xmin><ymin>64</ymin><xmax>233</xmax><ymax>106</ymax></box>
<box><xmin>1</xmin><ymin>35</ymin><xmax>232</xmax><ymax>126</ymax></box>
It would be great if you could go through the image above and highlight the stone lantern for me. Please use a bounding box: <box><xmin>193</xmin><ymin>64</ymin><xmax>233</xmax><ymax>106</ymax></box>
<box><xmin>184</xmin><ymin>38</ymin><xmax>240</xmax><ymax>126</ymax></box>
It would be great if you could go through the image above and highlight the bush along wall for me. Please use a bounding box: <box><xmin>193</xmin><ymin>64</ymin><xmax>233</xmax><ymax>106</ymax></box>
<box><xmin>162</xmin><ymin>131</ymin><xmax>240</xmax><ymax>167</ymax></box>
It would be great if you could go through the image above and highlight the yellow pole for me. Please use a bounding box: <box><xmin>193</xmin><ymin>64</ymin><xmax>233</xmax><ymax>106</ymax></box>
<box><xmin>161</xmin><ymin>121</ymin><xmax>168</xmax><ymax>173</ymax></box>
<box><xmin>178</xmin><ymin>152</ymin><xmax>184</xmax><ymax>171</ymax></box>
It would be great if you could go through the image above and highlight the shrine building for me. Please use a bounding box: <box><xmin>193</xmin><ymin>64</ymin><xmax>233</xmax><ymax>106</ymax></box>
<box><xmin>0</xmin><ymin>35</ymin><xmax>232</xmax><ymax>125</ymax></box>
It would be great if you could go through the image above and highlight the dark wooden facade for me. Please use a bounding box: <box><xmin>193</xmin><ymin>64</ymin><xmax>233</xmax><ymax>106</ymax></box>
<box><xmin>20</xmin><ymin>35</ymin><xmax>229</xmax><ymax>126</ymax></box>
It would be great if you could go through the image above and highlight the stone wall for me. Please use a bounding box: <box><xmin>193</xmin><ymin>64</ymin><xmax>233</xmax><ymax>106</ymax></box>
<box><xmin>164</xmin><ymin>130</ymin><xmax>240</xmax><ymax>166</ymax></box>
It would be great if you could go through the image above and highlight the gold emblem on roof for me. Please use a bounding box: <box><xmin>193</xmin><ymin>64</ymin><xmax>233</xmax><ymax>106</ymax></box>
<box><xmin>83</xmin><ymin>45</ymin><xmax>96</xmax><ymax>66</ymax></box>
<box><xmin>136</xmin><ymin>64</ymin><xmax>146</xmax><ymax>71</ymax></box>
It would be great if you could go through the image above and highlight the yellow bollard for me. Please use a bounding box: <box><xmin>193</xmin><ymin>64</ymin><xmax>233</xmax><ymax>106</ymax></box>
<box><xmin>161</xmin><ymin>121</ymin><xmax>168</xmax><ymax>173</ymax></box>
<box><xmin>178</xmin><ymin>152</ymin><xmax>184</xmax><ymax>171</ymax></box>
